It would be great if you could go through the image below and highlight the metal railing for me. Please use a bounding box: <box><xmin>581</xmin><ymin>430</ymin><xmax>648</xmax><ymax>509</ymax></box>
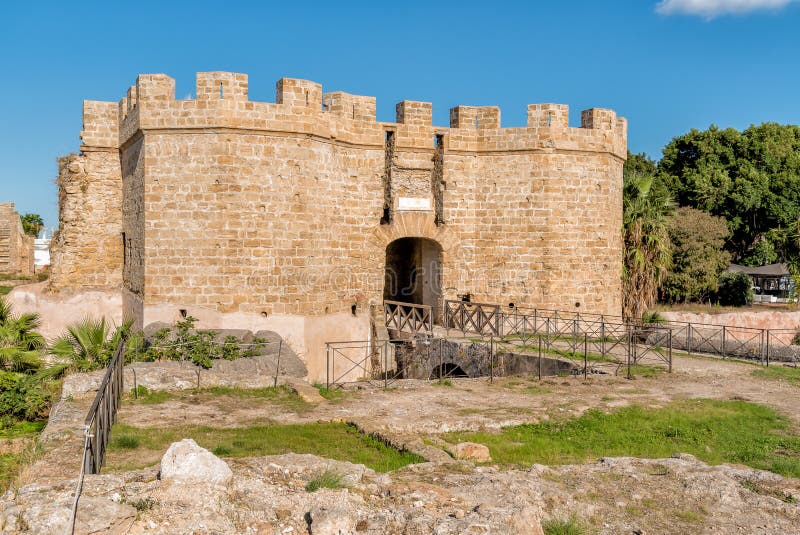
<box><xmin>443</xmin><ymin>300</ymin><xmax>798</xmax><ymax>365</ymax></box>
<box><xmin>384</xmin><ymin>300</ymin><xmax>433</xmax><ymax>335</ymax></box>
<box><xmin>83</xmin><ymin>336</ymin><xmax>127</xmax><ymax>474</ymax></box>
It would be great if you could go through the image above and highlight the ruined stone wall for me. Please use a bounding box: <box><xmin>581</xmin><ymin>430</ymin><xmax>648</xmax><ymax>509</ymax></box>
<box><xmin>99</xmin><ymin>71</ymin><xmax>626</xmax><ymax>323</ymax></box>
<box><xmin>49</xmin><ymin>100</ymin><xmax>123</xmax><ymax>292</ymax></box>
<box><xmin>0</xmin><ymin>203</ymin><xmax>34</xmax><ymax>276</ymax></box>
<box><xmin>49</xmin><ymin>152</ymin><xmax>123</xmax><ymax>290</ymax></box>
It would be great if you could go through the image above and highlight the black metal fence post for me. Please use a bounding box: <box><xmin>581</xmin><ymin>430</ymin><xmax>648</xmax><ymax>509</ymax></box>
<box><xmin>583</xmin><ymin>333</ymin><xmax>588</xmax><ymax>380</ymax></box>
<box><xmin>489</xmin><ymin>335</ymin><xmax>494</xmax><ymax>384</ymax></box>
<box><xmin>668</xmin><ymin>329</ymin><xmax>673</xmax><ymax>373</ymax></box>
<box><xmin>538</xmin><ymin>335</ymin><xmax>542</xmax><ymax>381</ymax></box>
<box><xmin>326</xmin><ymin>344</ymin><xmax>330</xmax><ymax>390</ymax></box>
<box><xmin>274</xmin><ymin>339</ymin><xmax>283</xmax><ymax>387</ymax></box>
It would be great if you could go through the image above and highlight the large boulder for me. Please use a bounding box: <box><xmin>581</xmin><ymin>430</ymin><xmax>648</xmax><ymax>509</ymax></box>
<box><xmin>452</xmin><ymin>442</ymin><xmax>492</xmax><ymax>462</ymax></box>
<box><xmin>160</xmin><ymin>438</ymin><xmax>232</xmax><ymax>485</ymax></box>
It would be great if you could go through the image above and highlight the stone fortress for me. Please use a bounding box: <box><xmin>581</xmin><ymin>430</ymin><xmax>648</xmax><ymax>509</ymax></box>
<box><xmin>44</xmin><ymin>71</ymin><xmax>626</xmax><ymax>379</ymax></box>
<box><xmin>0</xmin><ymin>203</ymin><xmax>34</xmax><ymax>277</ymax></box>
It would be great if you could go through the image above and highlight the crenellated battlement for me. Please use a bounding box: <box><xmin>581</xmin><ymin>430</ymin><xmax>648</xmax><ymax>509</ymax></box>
<box><xmin>61</xmin><ymin>69</ymin><xmax>627</xmax><ymax>363</ymax></box>
<box><xmin>79</xmin><ymin>71</ymin><xmax>626</xmax><ymax>158</ymax></box>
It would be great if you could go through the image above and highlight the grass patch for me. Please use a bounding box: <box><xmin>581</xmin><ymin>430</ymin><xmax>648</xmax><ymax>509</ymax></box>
<box><xmin>0</xmin><ymin>420</ymin><xmax>45</xmax><ymax>439</ymax></box>
<box><xmin>315</xmin><ymin>385</ymin><xmax>349</xmax><ymax>402</ymax></box>
<box><xmin>0</xmin><ymin>286</ymin><xmax>11</xmax><ymax>296</ymax></box>
<box><xmin>129</xmin><ymin>385</ymin><xmax>310</xmax><ymax>412</ymax></box>
<box><xmin>542</xmin><ymin>515</ymin><xmax>587</xmax><ymax>535</ymax></box>
<box><xmin>0</xmin><ymin>440</ymin><xmax>42</xmax><ymax>492</ymax></box>
<box><xmin>106</xmin><ymin>421</ymin><xmax>424</xmax><ymax>473</ymax></box>
<box><xmin>443</xmin><ymin>399</ymin><xmax>800</xmax><ymax>477</ymax></box>
<box><xmin>753</xmin><ymin>366</ymin><xmax>800</xmax><ymax>387</ymax></box>
<box><xmin>0</xmin><ymin>453</ymin><xmax>19</xmax><ymax>491</ymax></box>
<box><xmin>305</xmin><ymin>468</ymin><xmax>347</xmax><ymax>492</ymax></box>
<box><xmin>112</xmin><ymin>434</ymin><xmax>141</xmax><ymax>449</ymax></box>
<box><xmin>434</xmin><ymin>379</ymin><xmax>453</xmax><ymax>387</ymax></box>
<box><xmin>129</xmin><ymin>386</ymin><xmax>175</xmax><ymax>405</ymax></box>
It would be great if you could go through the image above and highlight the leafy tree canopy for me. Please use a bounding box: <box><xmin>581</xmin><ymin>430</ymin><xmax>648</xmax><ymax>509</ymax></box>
<box><xmin>20</xmin><ymin>213</ymin><xmax>43</xmax><ymax>237</ymax></box>
<box><xmin>661</xmin><ymin>207</ymin><xmax>731</xmax><ymax>303</ymax></box>
<box><xmin>658</xmin><ymin>123</ymin><xmax>800</xmax><ymax>258</ymax></box>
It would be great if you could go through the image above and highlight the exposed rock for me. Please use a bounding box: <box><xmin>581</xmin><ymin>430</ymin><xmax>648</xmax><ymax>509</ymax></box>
<box><xmin>142</xmin><ymin>321</ymin><xmax>172</xmax><ymax>341</ymax></box>
<box><xmin>452</xmin><ymin>442</ymin><xmax>492</xmax><ymax>462</ymax></box>
<box><xmin>159</xmin><ymin>439</ymin><xmax>232</xmax><ymax>485</ymax></box>
<box><xmin>61</xmin><ymin>354</ymin><xmax>309</xmax><ymax>398</ymax></box>
<box><xmin>307</xmin><ymin>505</ymin><xmax>356</xmax><ymax>535</ymax></box>
<box><xmin>287</xmin><ymin>379</ymin><xmax>327</xmax><ymax>404</ymax></box>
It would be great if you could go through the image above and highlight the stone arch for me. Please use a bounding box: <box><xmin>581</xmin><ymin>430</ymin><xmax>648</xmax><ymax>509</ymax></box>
<box><xmin>367</xmin><ymin>212</ymin><xmax>458</xmax><ymax>254</ymax></box>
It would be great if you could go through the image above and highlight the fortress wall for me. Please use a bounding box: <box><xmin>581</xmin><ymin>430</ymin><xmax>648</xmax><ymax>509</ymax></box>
<box><xmin>52</xmin><ymin>71</ymin><xmax>626</xmax><ymax>379</ymax></box>
<box><xmin>48</xmin><ymin>151</ymin><xmax>122</xmax><ymax>290</ymax></box>
<box><xmin>121</xmin><ymin>136</ymin><xmax>145</xmax><ymax>324</ymax></box>
<box><xmin>0</xmin><ymin>203</ymin><xmax>34</xmax><ymax>277</ymax></box>
<box><xmin>138</xmin><ymin>131</ymin><xmax>386</xmax><ymax>320</ymax></box>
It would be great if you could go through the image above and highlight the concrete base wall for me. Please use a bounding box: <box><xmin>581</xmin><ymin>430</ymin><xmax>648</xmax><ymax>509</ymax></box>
<box><xmin>7</xmin><ymin>282</ymin><xmax>123</xmax><ymax>339</ymax></box>
<box><xmin>142</xmin><ymin>303</ymin><xmax>370</xmax><ymax>383</ymax></box>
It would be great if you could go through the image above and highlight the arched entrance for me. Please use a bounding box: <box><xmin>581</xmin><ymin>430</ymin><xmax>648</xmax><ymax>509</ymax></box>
<box><xmin>383</xmin><ymin>237</ymin><xmax>443</xmax><ymax>309</ymax></box>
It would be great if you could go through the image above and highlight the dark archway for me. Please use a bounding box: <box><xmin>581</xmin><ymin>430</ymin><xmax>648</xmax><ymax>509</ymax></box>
<box><xmin>383</xmin><ymin>237</ymin><xmax>443</xmax><ymax>309</ymax></box>
<box><xmin>429</xmin><ymin>363</ymin><xmax>468</xmax><ymax>379</ymax></box>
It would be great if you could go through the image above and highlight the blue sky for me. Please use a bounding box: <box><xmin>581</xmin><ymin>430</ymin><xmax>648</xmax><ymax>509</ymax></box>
<box><xmin>2</xmin><ymin>0</ymin><xmax>799</xmax><ymax>229</ymax></box>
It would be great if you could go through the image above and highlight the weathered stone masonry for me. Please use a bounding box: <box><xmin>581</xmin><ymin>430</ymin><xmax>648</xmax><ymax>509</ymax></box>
<box><xmin>0</xmin><ymin>203</ymin><xmax>34</xmax><ymax>277</ymax></box>
<box><xmin>51</xmin><ymin>71</ymin><xmax>627</xmax><ymax>380</ymax></box>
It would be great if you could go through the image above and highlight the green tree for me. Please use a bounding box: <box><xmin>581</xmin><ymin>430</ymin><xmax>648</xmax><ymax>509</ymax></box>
<box><xmin>19</xmin><ymin>213</ymin><xmax>44</xmax><ymax>237</ymax></box>
<box><xmin>716</xmin><ymin>272</ymin><xmax>753</xmax><ymax>307</ymax></box>
<box><xmin>622</xmin><ymin>171</ymin><xmax>673</xmax><ymax>321</ymax></box>
<box><xmin>0</xmin><ymin>298</ymin><xmax>45</xmax><ymax>372</ymax></box>
<box><xmin>661</xmin><ymin>207</ymin><xmax>731</xmax><ymax>303</ymax></box>
<box><xmin>659</xmin><ymin>123</ymin><xmax>800</xmax><ymax>258</ymax></box>
<box><xmin>741</xmin><ymin>239</ymin><xmax>778</xmax><ymax>267</ymax></box>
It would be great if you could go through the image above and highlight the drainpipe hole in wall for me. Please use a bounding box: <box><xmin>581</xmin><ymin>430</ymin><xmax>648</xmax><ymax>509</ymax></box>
<box><xmin>351</xmin><ymin>304</ymin><xmax>357</xmax><ymax>316</ymax></box>
<box><xmin>179</xmin><ymin>309</ymin><xmax>188</xmax><ymax>318</ymax></box>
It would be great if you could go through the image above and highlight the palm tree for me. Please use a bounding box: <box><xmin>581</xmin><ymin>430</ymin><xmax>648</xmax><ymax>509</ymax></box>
<box><xmin>0</xmin><ymin>297</ymin><xmax>45</xmax><ymax>372</ymax></box>
<box><xmin>51</xmin><ymin>317</ymin><xmax>133</xmax><ymax>371</ymax></box>
<box><xmin>622</xmin><ymin>173</ymin><xmax>673</xmax><ymax>321</ymax></box>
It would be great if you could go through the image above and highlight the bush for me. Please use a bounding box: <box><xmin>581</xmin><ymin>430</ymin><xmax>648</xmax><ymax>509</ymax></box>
<box><xmin>716</xmin><ymin>272</ymin><xmax>754</xmax><ymax>307</ymax></box>
<box><xmin>138</xmin><ymin>316</ymin><xmax>264</xmax><ymax>369</ymax></box>
<box><xmin>0</xmin><ymin>371</ymin><xmax>57</xmax><ymax>421</ymax></box>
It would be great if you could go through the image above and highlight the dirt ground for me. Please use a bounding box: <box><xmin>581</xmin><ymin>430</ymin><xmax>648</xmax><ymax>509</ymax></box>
<box><xmin>114</xmin><ymin>354</ymin><xmax>800</xmax><ymax>436</ymax></box>
<box><xmin>7</xmin><ymin>354</ymin><xmax>800</xmax><ymax>534</ymax></box>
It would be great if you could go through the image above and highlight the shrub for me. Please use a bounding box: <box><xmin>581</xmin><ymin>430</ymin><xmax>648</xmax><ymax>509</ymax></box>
<box><xmin>641</xmin><ymin>311</ymin><xmax>667</xmax><ymax>324</ymax></box>
<box><xmin>716</xmin><ymin>272</ymin><xmax>754</xmax><ymax>307</ymax></box>
<box><xmin>51</xmin><ymin>317</ymin><xmax>133</xmax><ymax>371</ymax></box>
<box><xmin>305</xmin><ymin>468</ymin><xmax>347</xmax><ymax>492</ymax></box>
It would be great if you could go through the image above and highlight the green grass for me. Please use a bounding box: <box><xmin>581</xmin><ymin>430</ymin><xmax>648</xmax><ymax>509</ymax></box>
<box><xmin>442</xmin><ymin>399</ymin><xmax>800</xmax><ymax>477</ymax></box>
<box><xmin>0</xmin><ymin>420</ymin><xmax>45</xmax><ymax>439</ymax></box>
<box><xmin>0</xmin><ymin>453</ymin><xmax>19</xmax><ymax>491</ymax></box>
<box><xmin>542</xmin><ymin>516</ymin><xmax>588</xmax><ymax>535</ymax></box>
<box><xmin>315</xmin><ymin>385</ymin><xmax>349</xmax><ymax>402</ymax></box>
<box><xmin>129</xmin><ymin>385</ymin><xmax>310</xmax><ymax>412</ymax></box>
<box><xmin>107</xmin><ymin>421</ymin><xmax>424</xmax><ymax>472</ymax></box>
<box><xmin>0</xmin><ymin>286</ymin><xmax>11</xmax><ymax>295</ymax></box>
<box><xmin>129</xmin><ymin>386</ymin><xmax>175</xmax><ymax>405</ymax></box>
<box><xmin>305</xmin><ymin>468</ymin><xmax>347</xmax><ymax>492</ymax></box>
<box><xmin>752</xmin><ymin>366</ymin><xmax>800</xmax><ymax>387</ymax></box>
<box><xmin>112</xmin><ymin>434</ymin><xmax>141</xmax><ymax>449</ymax></box>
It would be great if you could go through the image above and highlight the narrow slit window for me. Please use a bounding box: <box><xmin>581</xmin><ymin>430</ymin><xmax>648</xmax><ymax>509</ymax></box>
<box><xmin>547</xmin><ymin>112</ymin><xmax>552</xmax><ymax>126</ymax></box>
<box><xmin>219</xmin><ymin>82</ymin><xmax>224</xmax><ymax>99</ymax></box>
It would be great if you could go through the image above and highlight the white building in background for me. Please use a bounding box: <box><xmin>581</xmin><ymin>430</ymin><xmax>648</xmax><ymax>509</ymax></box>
<box><xmin>34</xmin><ymin>229</ymin><xmax>51</xmax><ymax>269</ymax></box>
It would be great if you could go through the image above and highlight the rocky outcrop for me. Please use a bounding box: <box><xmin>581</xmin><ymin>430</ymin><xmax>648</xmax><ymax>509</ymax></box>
<box><xmin>61</xmin><ymin>353</ymin><xmax>309</xmax><ymax>398</ymax></box>
<box><xmin>159</xmin><ymin>439</ymin><xmax>232</xmax><ymax>485</ymax></box>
